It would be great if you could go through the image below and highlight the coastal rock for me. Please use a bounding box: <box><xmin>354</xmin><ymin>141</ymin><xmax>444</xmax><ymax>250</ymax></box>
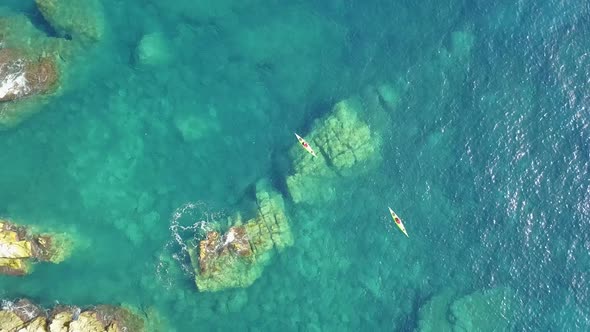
<box><xmin>286</xmin><ymin>95</ymin><xmax>381</xmax><ymax>203</ymax></box>
<box><xmin>48</xmin><ymin>308</ymin><xmax>74</xmax><ymax>332</ymax></box>
<box><xmin>0</xmin><ymin>300</ymin><xmax>148</xmax><ymax>332</ymax></box>
<box><xmin>0</xmin><ymin>310</ymin><xmax>25</xmax><ymax>331</ymax></box>
<box><xmin>0</xmin><ymin>220</ymin><xmax>72</xmax><ymax>275</ymax></box>
<box><xmin>0</xmin><ymin>15</ymin><xmax>68</xmax><ymax>130</ymax></box>
<box><xmin>68</xmin><ymin>311</ymin><xmax>105</xmax><ymax>332</ymax></box>
<box><xmin>35</xmin><ymin>0</ymin><xmax>105</xmax><ymax>42</ymax></box>
<box><xmin>0</xmin><ymin>49</ymin><xmax>59</xmax><ymax>102</ymax></box>
<box><xmin>21</xmin><ymin>316</ymin><xmax>48</xmax><ymax>331</ymax></box>
<box><xmin>190</xmin><ymin>181</ymin><xmax>293</xmax><ymax>291</ymax></box>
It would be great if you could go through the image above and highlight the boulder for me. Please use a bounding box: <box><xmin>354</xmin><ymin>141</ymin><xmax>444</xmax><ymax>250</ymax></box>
<box><xmin>35</xmin><ymin>0</ymin><xmax>105</xmax><ymax>42</ymax></box>
<box><xmin>0</xmin><ymin>310</ymin><xmax>25</xmax><ymax>331</ymax></box>
<box><xmin>48</xmin><ymin>308</ymin><xmax>74</xmax><ymax>332</ymax></box>
<box><xmin>0</xmin><ymin>220</ymin><xmax>72</xmax><ymax>276</ymax></box>
<box><xmin>0</xmin><ymin>14</ymin><xmax>67</xmax><ymax>130</ymax></box>
<box><xmin>190</xmin><ymin>181</ymin><xmax>293</xmax><ymax>291</ymax></box>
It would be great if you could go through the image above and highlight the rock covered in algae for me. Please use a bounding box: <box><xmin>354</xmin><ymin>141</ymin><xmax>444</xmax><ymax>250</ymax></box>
<box><xmin>0</xmin><ymin>220</ymin><xmax>72</xmax><ymax>276</ymax></box>
<box><xmin>190</xmin><ymin>181</ymin><xmax>293</xmax><ymax>292</ymax></box>
<box><xmin>0</xmin><ymin>300</ymin><xmax>148</xmax><ymax>332</ymax></box>
<box><xmin>286</xmin><ymin>95</ymin><xmax>382</xmax><ymax>203</ymax></box>
<box><xmin>35</xmin><ymin>0</ymin><xmax>105</xmax><ymax>43</ymax></box>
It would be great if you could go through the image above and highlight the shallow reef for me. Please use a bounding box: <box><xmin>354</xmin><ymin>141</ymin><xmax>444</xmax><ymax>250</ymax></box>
<box><xmin>0</xmin><ymin>219</ymin><xmax>72</xmax><ymax>276</ymax></box>
<box><xmin>417</xmin><ymin>286</ymin><xmax>515</xmax><ymax>332</ymax></box>
<box><xmin>286</xmin><ymin>88</ymin><xmax>391</xmax><ymax>204</ymax></box>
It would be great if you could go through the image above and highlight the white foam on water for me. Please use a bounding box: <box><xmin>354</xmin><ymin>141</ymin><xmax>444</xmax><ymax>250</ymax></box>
<box><xmin>0</xmin><ymin>57</ymin><xmax>29</xmax><ymax>100</ymax></box>
<box><xmin>155</xmin><ymin>201</ymin><xmax>225</xmax><ymax>288</ymax></box>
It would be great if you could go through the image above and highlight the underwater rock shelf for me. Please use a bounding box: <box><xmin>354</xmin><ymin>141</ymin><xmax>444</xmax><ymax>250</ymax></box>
<box><xmin>0</xmin><ymin>299</ymin><xmax>146</xmax><ymax>332</ymax></box>
<box><xmin>286</xmin><ymin>90</ymin><xmax>390</xmax><ymax>204</ymax></box>
<box><xmin>0</xmin><ymin>220</ymin><xmax>71</xmax><ymax>276</ymax></box>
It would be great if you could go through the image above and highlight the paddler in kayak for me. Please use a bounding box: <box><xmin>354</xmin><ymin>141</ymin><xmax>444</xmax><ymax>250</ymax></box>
<box><xmin>295</xmin><ymin>133</ymin><xmax>317</xmax><ymax>157</ymax></box>
<box><xmin>388</xmin><ymin>207</ymin><xmax>409</xmax><ymax>237</ymax></box>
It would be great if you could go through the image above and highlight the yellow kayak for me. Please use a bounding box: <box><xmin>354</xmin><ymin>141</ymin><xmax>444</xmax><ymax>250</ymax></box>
<box><xmin>295</xmin><ymin>133</ymin><xmax>317</xmax><ymax>157</ymax></box>
<box><xmin>388</xmin><ymin>207</ymin><xmax>409</xmax><ymax>237</ymax></box>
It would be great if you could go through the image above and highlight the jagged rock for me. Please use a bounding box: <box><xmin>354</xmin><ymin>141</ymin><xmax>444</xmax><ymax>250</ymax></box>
<box><xmin>48</xmin><ymin>308</ymin><xmax>74</xmax><ymax>332</ymax></box>
<box><xmin>190</xmin><ymin>181</ymin><xmax>293</xmax><ymax>291</ymax></box>
<box><xmin>0</xmin><ymin>310</ymin><xmax>25</xmax><ymax>331</ymax></box>
<box><xmin>20</xmin><ymin>316</ymin><xmax>47</xmax><ymax>332</ymax></box>
<box><xmin>0</xmin><ymin>220</ymin><xmax>72</xmax><ymax>275</ymax></box>
<box><xmin>68</xmin><ymin>311</ymin><xmax>105</xmax><ymax>332</ymax></box>
<box><xmin>0</xmin><ymin>49</ymin><xmax>59</xmax><ymax>102</ymax></box>
<box><xmin>286</xmin><ymin>95</ymin><xmax>381</xmax><ymax>203</ymax></box>
<box><xmin>0</xmin><ymin>300</ymin><xmax>149</xmax><ymax>332</ymax></box>
<box><xmin>35</xmin><ymin>0</ymin><xmax>105</xmax><ymax>42</ymax></box>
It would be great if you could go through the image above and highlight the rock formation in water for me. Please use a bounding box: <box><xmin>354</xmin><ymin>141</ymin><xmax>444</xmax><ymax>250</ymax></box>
<box><xmin>0</xmin><ymin>220</ymin><xmax>71</xmax><ymax>276</ymax></box>
<box><xmin>0</xmin><ymin>299</ymin><xmax>148</xmax><ymax>332</ymax></box>
<box><xmin>0</xmin><ymin>14</ymin><xmax>69</xmax><ymax>129</ymax></box>
<box><xmin>0</xmin><ymin>49</ymin><xmax>59</xmax><ymax>102</ymax></box>
<box><xmin>0</xmin><ymin>0</ymin><xmax>105</xmax><ymax>129</ymax></box>
<box><xmin>286</xmin><ymin>91</ymin><xmax>388</xmax><ymax>204</ymax></box>
<box><xmin>416</xmin><ymin>287</ymin><xmax>514</xmax><ymax>332</ymax></box>
<box><xmin>189</xmin><ymin>180</ymin><xmax>293</xmax><ymax>291</ymax></box>
<box><xmin>35</xmin><ymin>0</ymin><xmax>105</xmax><ymax>43</ymax></box>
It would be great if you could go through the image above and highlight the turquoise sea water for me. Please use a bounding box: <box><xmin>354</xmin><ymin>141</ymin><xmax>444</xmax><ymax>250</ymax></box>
<box><xmin>1</xmin><ymin>0</ymin><xmax>589</xmax><ymax>330</ymax></box>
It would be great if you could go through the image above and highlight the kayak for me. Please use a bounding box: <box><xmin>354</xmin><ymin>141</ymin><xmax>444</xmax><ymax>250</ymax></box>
<box><xmin>388</xmin><ymin>207</ymin><xmax>409</xmax><ymax>237</ymax></box>
<box><xmin>295</xmin><ymin>133</ymin><xmax>317</xmax><ymax>157</ymax></box>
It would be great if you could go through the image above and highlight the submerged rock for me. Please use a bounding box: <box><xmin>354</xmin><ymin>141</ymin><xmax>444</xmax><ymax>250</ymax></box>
<box><xmin>136</xmin><ymin>32</ymin><xmax>172</xmax><ymax>66</ymax></box>
<box><xmin>0</xmin><ymin>220</ymin><xmax>72</xmax><ymax>275</ymax></box>
<box><xmin>0</xmin><ymin>300</ymin><xmax>149</xmax><ymax>332</ymax></box>
<box><xmin>450</xmin><ymin>287</ymin><xmax>514</xmax><ymax>332</ymax></box>
<box><xmin>416</xmin><ymin>287</ymin><xmax>515</xmax><ymax>332</ymax></box>
<box><xmin>190</xmin><ymin>181</ymin><xmax>293</xmax><ymax>292</ymax></box>
<box><xmin>286</xmin><ymin>95</ymin><xmax>382</xmax><ymax>204</ymax></box>
<box><xmin>35</xmin><ymin>0</ymin><xmax>105</xmax><ymax>43</ymax></box>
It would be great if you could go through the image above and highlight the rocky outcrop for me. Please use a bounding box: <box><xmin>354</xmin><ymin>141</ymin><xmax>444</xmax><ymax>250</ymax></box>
<box><xmin>0</xmin><ymin>220</ymin><xmax>71</xmax><ymax>276</ymax></box>
<box><xmin>0</xmin><ymin>49</ymin><xmax>59</xmax><ymax>102</ymax></box>
<box><xmin>35</xmin><ymin>0</ymin><xmax>105</xmax><ymax>43</ymax></box>
<box><xmin>189</xmin><ymin>181</ymin><xmax>293</xmax><ymax>292</ymax></box>
<box><xmin>0</xmin><ymin>300</ymin><xmax>147</xmax><ymax>332</ymax></box>
<box><xmin>286</xmin><ymin>95</ymin><xmax>383</xmax><ymax>204</ymax></box>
